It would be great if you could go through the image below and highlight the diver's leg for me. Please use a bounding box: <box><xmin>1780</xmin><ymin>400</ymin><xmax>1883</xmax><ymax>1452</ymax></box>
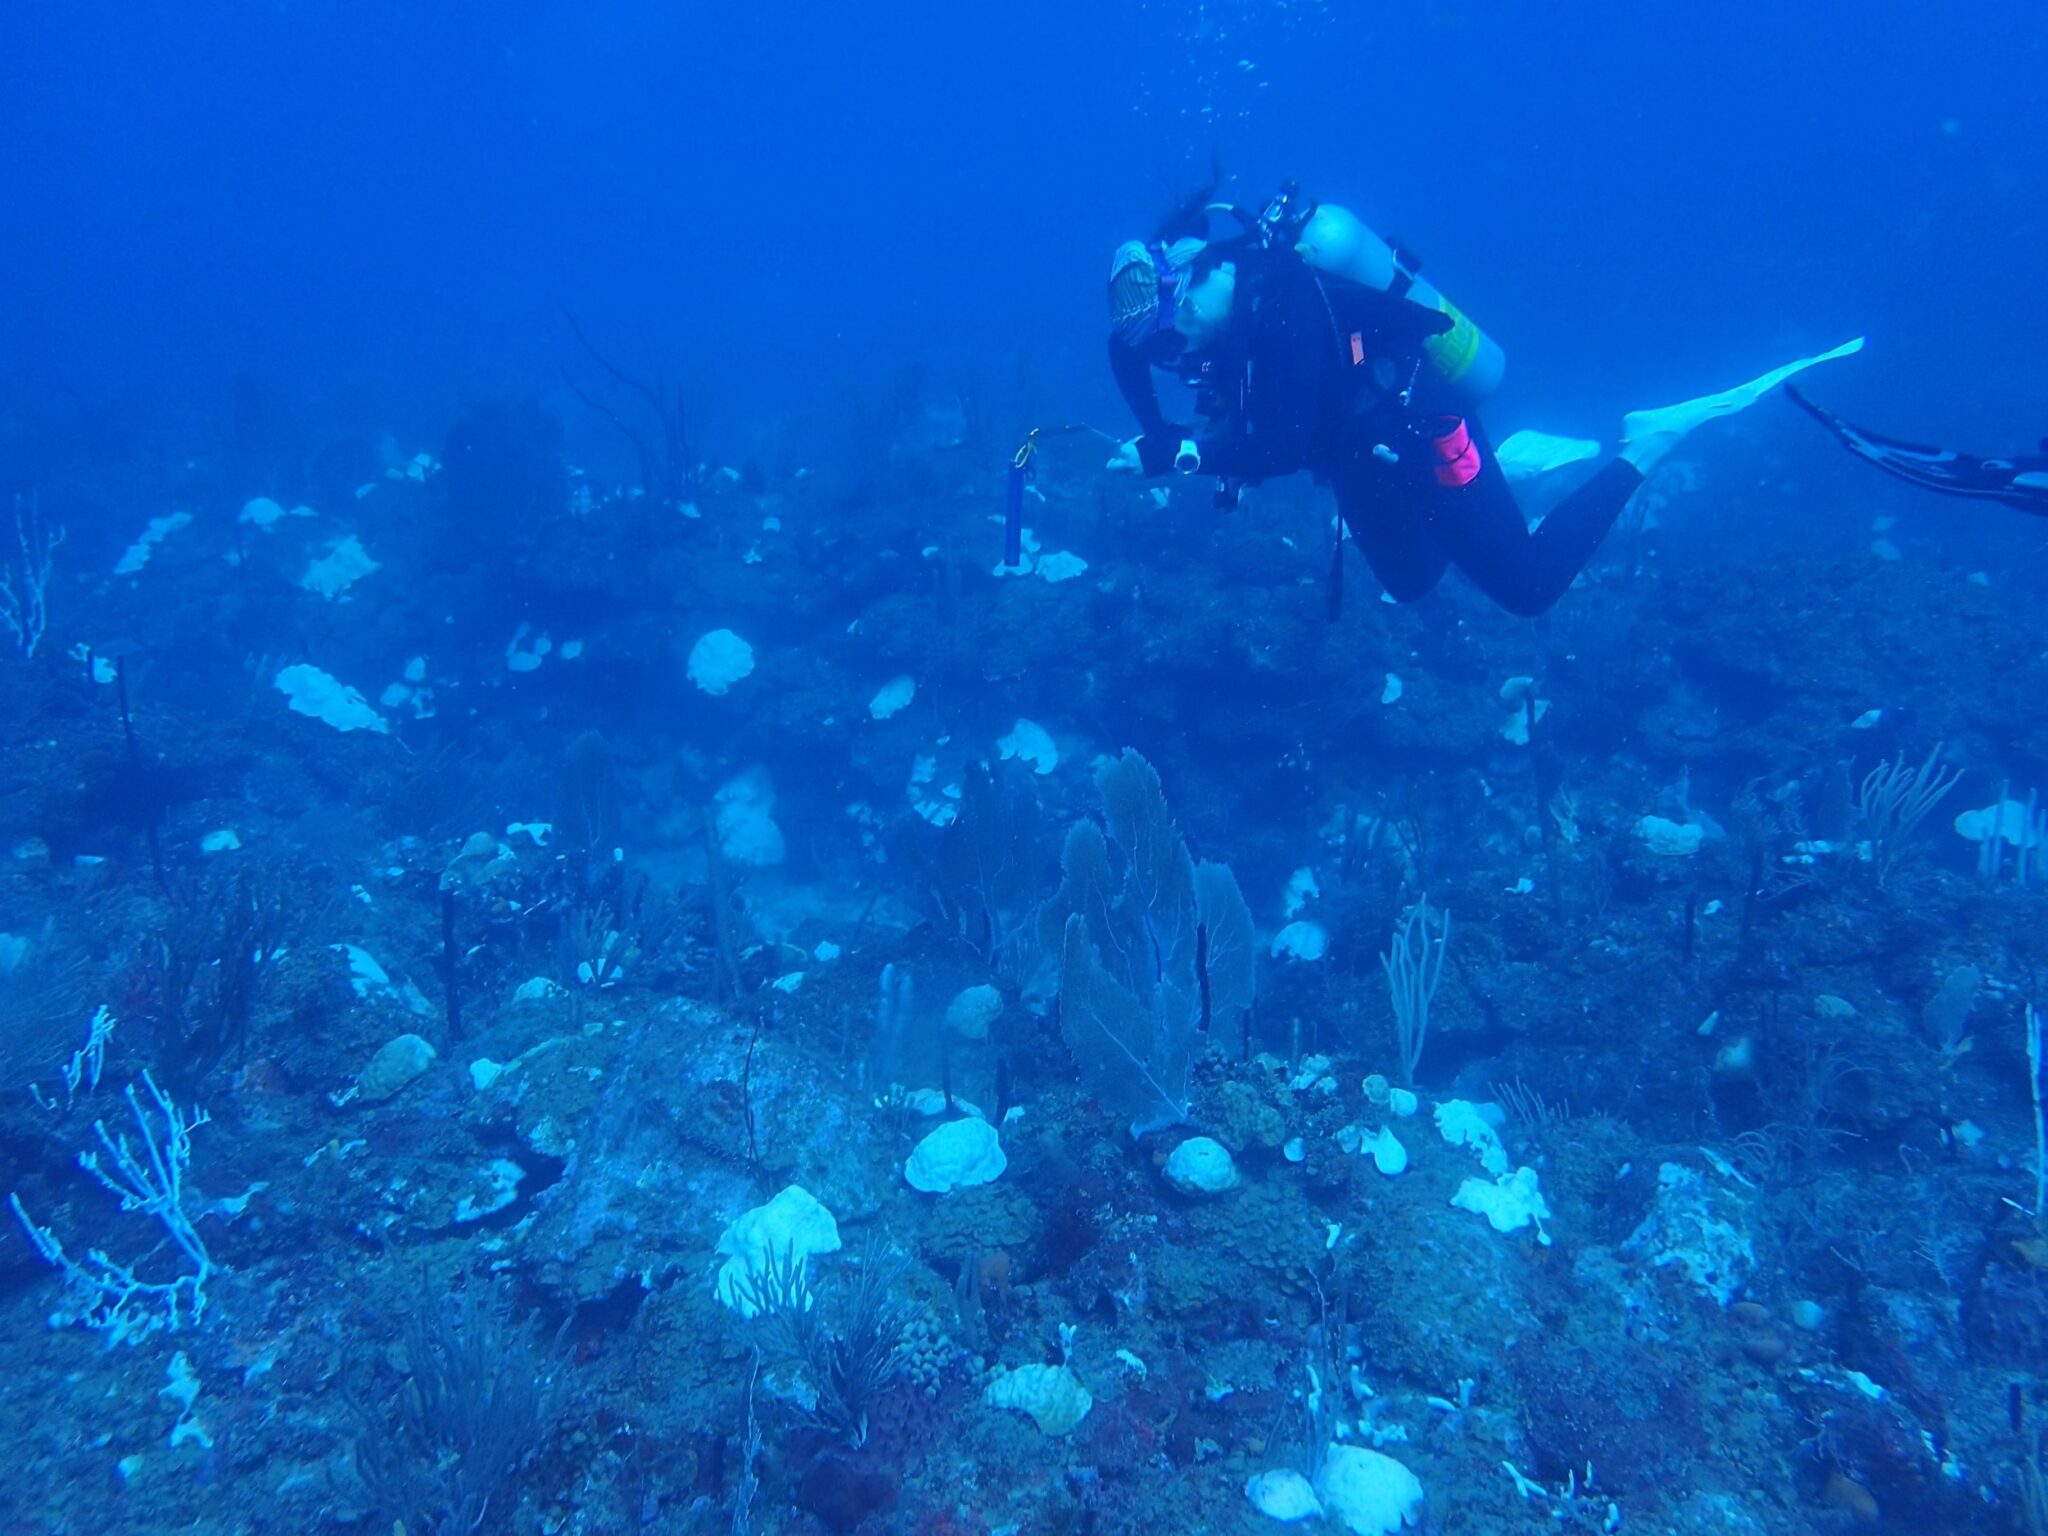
<box><xmin>1338</xmin><ymin>477</ymin><xmax>1451</xmax><ymax>604</ymax></box>
<box><xmin>1434</xmin><ymin>428</ymin><xmax>1643</xmax><ymax>616</ymax></box>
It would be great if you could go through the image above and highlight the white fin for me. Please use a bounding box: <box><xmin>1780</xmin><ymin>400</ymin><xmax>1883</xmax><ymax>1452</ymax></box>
<box><xmin>1624</xmin><ymin>336</ymin><xmax>1865</xmax><ymax>444</ymax></box>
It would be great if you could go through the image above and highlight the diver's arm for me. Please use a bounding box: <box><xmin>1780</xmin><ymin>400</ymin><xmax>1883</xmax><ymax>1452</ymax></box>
<box><xmin>1107</xmin><ymin>336</ymin><xmax>1193</xmax><ymax>476</ymax></box>
<box><xmin>1108</xmin><ymin>336</ymin><xmax>1176</xmax><ymax>439</ymax></box>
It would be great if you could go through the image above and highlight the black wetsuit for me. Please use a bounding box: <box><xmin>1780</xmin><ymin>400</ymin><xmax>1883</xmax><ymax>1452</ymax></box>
<box><xmin>1111</xmin><ymin>252</ymin><xmax>1644</xmax><ymax>617</ymax></box>
<box><xmin>1788</xmin><ymin>387</ymin><xmax>2048</xmax><ymax>516</ymax></box>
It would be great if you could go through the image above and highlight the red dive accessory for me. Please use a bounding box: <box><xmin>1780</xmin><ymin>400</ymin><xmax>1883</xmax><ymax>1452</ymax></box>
<box><xmin>1431</xmin><ymin>416</ymin><xmax>1481</xmax><ymax>488</ymax></box>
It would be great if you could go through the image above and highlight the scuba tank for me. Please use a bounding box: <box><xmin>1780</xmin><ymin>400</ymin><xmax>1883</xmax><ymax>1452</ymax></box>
<box><xmin>1263</xmin><ymin>186</ymin><xmax>1507</xmax><ymax>406</ymax></box>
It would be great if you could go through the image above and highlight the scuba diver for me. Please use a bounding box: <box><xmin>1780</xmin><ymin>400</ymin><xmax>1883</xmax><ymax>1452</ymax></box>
<box><xmin>1107</xmin><ymin>183</ymin><xmax>1861</xmax><ymax>616</ymax></box>
<box><xmin>1787</xmin><ymin>386</ymin><xmax>2048</xmax><ymax>515</ymax></box>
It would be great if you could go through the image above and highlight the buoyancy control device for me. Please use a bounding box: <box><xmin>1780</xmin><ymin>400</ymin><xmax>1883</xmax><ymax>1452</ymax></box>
<box><xmin>1252</xmin><ymin>183</ymin><xmax>1505</xmax><ymax>406</ymax></box>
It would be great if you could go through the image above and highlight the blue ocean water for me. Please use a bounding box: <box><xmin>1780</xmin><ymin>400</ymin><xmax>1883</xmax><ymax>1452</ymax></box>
<box><xmin>2</xmin><ymin>3</ymin><xmax>2047</xmax><ymax>1533</ymax></box>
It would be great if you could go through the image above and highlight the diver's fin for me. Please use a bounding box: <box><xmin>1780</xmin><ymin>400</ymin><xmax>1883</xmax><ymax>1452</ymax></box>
<box><xmin>1495</xmin><ymin>430</ymin><xmax>1602</xmax><ymax>483</ymax></box>
<box><xmin>1624</xmin><ymin>337</ymin><xmax>1865</xmax><ymax>445</ymax></box>
<box><xmin>1621</xmin><ymin>337</ymin><xmax>1865</xmax><ymax>471</ymax></box>
<box><xmin>1782</xmin><ymin>383</ymin><xmax>1832</xmax><ymax>425</ymax></box>
<box><xmin>1787</xmin><ymin>385</ymin><xmax>1954</xmax><ymax>459</ymax></box>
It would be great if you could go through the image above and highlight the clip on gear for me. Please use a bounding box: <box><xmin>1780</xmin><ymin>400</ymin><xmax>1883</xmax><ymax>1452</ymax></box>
<box><xmin>1006</xmin><ymin>425</ymin><xmax>1103</xmax><ymax>568</ymax></box>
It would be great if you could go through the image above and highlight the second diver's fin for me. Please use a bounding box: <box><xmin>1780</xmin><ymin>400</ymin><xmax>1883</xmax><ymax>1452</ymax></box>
<box><xmin>1786</xmin><ymin>384</ymin><xmax>1955</xmax><ymax>459</ymax></box>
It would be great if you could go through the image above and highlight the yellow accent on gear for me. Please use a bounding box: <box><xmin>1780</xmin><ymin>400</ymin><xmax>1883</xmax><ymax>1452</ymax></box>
<box><xmin>1423</xmin><ymin>300</ymin><xmax>1482</xmax><ymax>384</ymax></box>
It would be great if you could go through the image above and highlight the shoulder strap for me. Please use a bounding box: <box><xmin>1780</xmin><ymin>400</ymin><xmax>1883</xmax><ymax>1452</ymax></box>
<box><xmin>1386</xmin><ymin>238</ymin><xmax>1423</xmax><ymax>300</ymax></box>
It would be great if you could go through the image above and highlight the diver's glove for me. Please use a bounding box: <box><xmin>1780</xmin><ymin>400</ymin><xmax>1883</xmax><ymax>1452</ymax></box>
<box><xmin>1136</xmin><ymin>435</ymin><xmax>1183</xmax><ymax>476</ymax></box>
<box><xmin>1110</xmin><ymin>435</ymin><xmax>1196</xmax><ymax>477</ymax></box>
